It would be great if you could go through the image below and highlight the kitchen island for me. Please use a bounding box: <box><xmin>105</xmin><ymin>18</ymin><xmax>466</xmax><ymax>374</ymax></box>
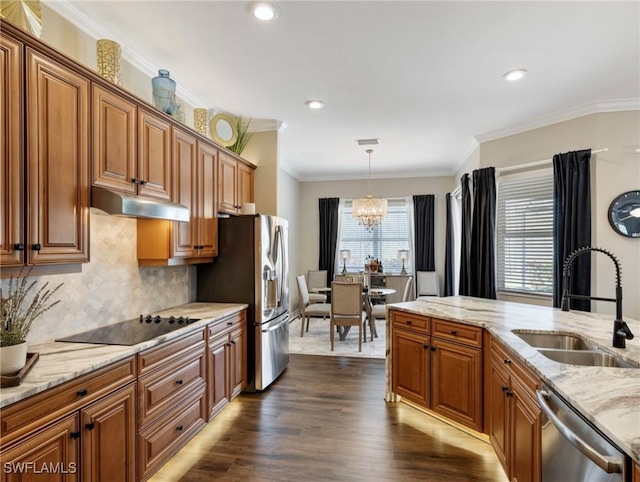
<box><xmin>386</xmin><ymin>296</ymin><xmax>640</xmax><ymax>465</ymax></box>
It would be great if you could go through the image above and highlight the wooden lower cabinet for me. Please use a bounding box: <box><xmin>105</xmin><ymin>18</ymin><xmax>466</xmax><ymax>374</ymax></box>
<box><xmin>81</xmin><ymin>384</ymin><xmax>136</xmax><ymax>482</ymax></box>
<box><xmin>0</xmin><ymin>414</ymin><xmax>79</xmax><ymax>481</ymax></box>
<box><xmin>208</xmin><ymin>321</ymin><xmax>247</xmax><ymax>420</ymax></box>
<box><xmin>488</xmin><ymin>337</ymin><xmax>541</xmax><ymax>482</ymax></box>
<box><xmin>390</xmin><ymin>310</ymin><xmax>483</xmax><ymax>431</ymax></box>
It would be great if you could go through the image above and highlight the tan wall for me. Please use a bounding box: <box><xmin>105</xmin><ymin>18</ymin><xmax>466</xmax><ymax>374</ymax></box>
<box><xmin>477</xmin><ymin>112</ymin><xmax>640</xmax><ymax>319</ymax></box>
<box><xmin>277</xmin><ymin>170</ymin><xmax>302</xmax><ymax>313</ymax></box>
<box><xmin>242</xmin><ymin>131</ymin><xmax>278</xmax><ymax>216</ymax></box>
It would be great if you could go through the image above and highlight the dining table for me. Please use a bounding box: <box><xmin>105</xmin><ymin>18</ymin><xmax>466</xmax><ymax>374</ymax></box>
<box><xmin>310</xmin><ymin>287</ymin><xmax>396</xmax><ymax>341</ymax></box>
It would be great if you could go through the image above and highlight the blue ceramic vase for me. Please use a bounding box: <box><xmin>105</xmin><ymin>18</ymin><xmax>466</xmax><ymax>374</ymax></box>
<box><xmin>152</xmin><ymin>69</ymin><xmax>176</xmax><ymax>115</ymax></box>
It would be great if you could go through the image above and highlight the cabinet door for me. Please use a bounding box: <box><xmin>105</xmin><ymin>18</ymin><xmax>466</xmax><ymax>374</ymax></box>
<box><xmin>217</xmin><ymin>153</ymin><xmax>238</xmax><ymax>214</ymax></box>
<box><xmin>488</xmin><ymin>359</ymin><xmax>510</xmax><ymax>476</ymax></box>
<box><xmin>230</xmin><ymin>326</ymin><xmax>247</xmax><ymax>399</ymax></box>
<box><xmin>0</xmin><ymin>413</ymin><xmax>79</xmax><ymax>482</ymax></box>
<box><xmin>81</xmin><ymin>383</ymin><xmax>136</xmax><ymax>482</ymax></box>
<box><xmin>0</xmin><ymin>33</ymin><xmax>24</xmax><ymax>267</ymax></box>
<box><xmin>431</xmin><ymin>338</ymin><xmax>482</xmax><ymax>431</ymax></box>
<box><xmin>238</xmin><ymin>161</ymin><xmax>254</xmax><ymax>207</ymax></box>
<box><xmin>391</xmin><ymin>328</ymin><xmax>430</xmax><ymax>406</ymax></box>
<box><xmin>208</xmin><ymin>334</ymin><xmax>230</xmax><ymax>419</ymax></box>
<box><xmin>137</xmin><ymin>109</ymin><xmax>171</xmax><ymax>200</ymax></box>
<box><xmin>26</xmin><ymin>49</ymin><xmax>89</xmax><ymax>265</ymax></box>
<box><xmin>198</xmin><ymin>142</ymin><xmax>218</xmax><ymax>257</ymax></box>
<box><xmin>510</xmin><ymin>377</ymin><xmax>541</xmax><ymax>482</ymax></box>
<box><xmin>172</xmin><ymin>127</ymin><xmax>198</xmax><ymax>258</ymax></box>
<box><xmin>92</xmin><ymin>84</ymin><xmax>137</xmax><ymax>194</ymax></box>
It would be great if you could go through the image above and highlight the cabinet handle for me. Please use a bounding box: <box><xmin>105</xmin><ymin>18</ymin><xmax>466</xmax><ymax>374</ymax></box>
<box><xmin>176</xmin><ymin>425</ymin><xmax>183</xmax><ymax>432</ymax></box>
<box><xmin>140</xmin><ymin>180</ymin><xmax>148</xmax><ymax>185</ymax></box>
<box><xmin>423</xmin><ymin>344</ymin><xmax>429</xmax><ymax>349</ymax></box>
<box><xmin>85</xmin><ymin>422</ymin><xmax>95</xmax><ymax>431</ymax></box>
<box><xmin>501</xmin><ymin>386</ymin><xmax>508</xmax><ymax>393</ymax></box>
<box><xmin>132</xmin><ymin>177</ymin><xmax>139</xmax><ymax>184</ymax></box>
<box><xmin>70</xmin><ymin>431</ymin><xmax>81</xmax><ymax>440</ymax></box>
<box><xmin>32</xmin><ymin>243</ymin><xmax>42</xmax><ymax>251</ymax></box>
<box><xmin>406</xmin><ymin>320</ymin><xmax>412</xmax><ymax>325</ymax></box>
<box><xmin>506</xmin><ymin>390</ymin><xmax>514</xmax><ymax>398</ymax></box>
<box><xmin>175</xmin><ymin>379</ymin><xmax>183</xmax><ymax>385</ymax></box>
<box><xmin>450</xmin><ymin>330</ymin><xmax>458</xmax><ymax>335</ymax></box>
<box><xmin>504</xmin><ymin>358</ymin><xmax>511</xmax><ymax>365</ymax></box>
<box><xmin>231</xmin><ymin>340</ymin><xmax>236</xmax><ymax>345</ymax></box>
<box><xmin>13</xmin><ymin>243</ymin><xmax>24</xmax><ymax>251</ymax></box>
<box><xmin>77</xmin><ymin>389</ymin><xmax>88</xmax><ymax>397</ymax></box>
<box><xmin>227</xmin><ymin>322</ymin><xmax>233</xmax><ymax>326</ymax></box>
<box><xmin>430</xmin><ymin>346</ymin><xmax>436</xmax><ymax>352</ymax></box>
<box><xmin>226</xmin><ymin>343</ymin><xmax>232</xmax><ymax>347</ymax></box>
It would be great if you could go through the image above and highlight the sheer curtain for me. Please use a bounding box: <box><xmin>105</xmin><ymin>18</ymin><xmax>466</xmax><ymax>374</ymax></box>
<box><xmin>444</xmin><ymin>193</ymin><xmax>462</xmax><ymax>296</ymax></box>
<box><xmin>553</xmin><ymin>149</ymin><xmax>591</xmax><ymax>310</ymax></box>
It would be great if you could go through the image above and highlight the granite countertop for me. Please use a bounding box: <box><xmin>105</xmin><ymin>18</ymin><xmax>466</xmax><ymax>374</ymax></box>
<box><xmin>0</xmin><ymin>302</ymin><xmax>247</xmax><ymax>409</ymax></box>
<box><xmin>387</xmin><ymin>296</ymin><xmax>640</xmax><ymax>463</ymax></box>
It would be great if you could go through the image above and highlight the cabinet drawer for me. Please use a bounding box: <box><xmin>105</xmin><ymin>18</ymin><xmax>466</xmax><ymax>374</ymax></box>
<box><xmin>1</xmin><ymin>356</ymin><xmax>136</xmax><ymax>445</ymax></box>
<box><xmin>208</xmin><ymin>311</ymin><xmax>245</xmax><ymax>339</ymax></box>
<box><xmin>138</xmin><ymin>346</ymin><xmax>206</xmax><ymax>427</ymax></box>
<box><xmin>432</xmin><ymin>318</ymin><xmax>482</xmax><ymax>348</ymax></box>
<box><xmin>490</xmin><ymin>336</ymin><xmax>540</xmax><ymax>394</ymax></box>
<box><xmin>391</xmin><ymin>310</ymin><xmax>430</xmax><ymax>334</ymax></box>
<box><xmin>138</xmin><ymin>384</ymin><xmax>207</xmax><ymax>481</ymax></box>
<box><xmin>138</xmin><ymin>329</ymin><xmax>206</xmax><ymax>376</ymax></box>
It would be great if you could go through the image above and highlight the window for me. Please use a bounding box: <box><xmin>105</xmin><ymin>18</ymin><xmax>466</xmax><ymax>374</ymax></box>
<box><xmin>337</xmin><ymin>199</ymin><xmax>412</xmax><ymax>275</ymax></box>
<box><xmin>497</xmin><ymin>172</ymin><xmax>554</xmax><ymax>295</ymax></box>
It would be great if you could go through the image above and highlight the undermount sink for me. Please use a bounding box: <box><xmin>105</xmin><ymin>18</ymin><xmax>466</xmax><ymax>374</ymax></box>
<box><xmin>513</xmin><ymin>331</ymin><xmax>599</xmax><ymax>351</ymax></box>
<box><xmin>512</xmin><ymin>330</ymin><xmax>640</xmax><ymax>369</ymax></box>
<box><xmin>537</xmin><ymin>349</ymin><xmax>640</xmax><ymax>369</ymax></box>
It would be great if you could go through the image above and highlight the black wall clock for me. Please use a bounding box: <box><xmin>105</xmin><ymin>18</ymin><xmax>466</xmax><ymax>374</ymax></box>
<box><xmin>608</xmin><ymin>190</ymin><xmax>640</xmax><ymax>238</ymax></box>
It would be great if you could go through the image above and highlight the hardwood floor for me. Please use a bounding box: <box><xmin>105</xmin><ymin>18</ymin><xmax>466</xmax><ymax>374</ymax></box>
<box><xmin>150</xmin><ymin>354</ymin><xmax>508</xmax><ymax>481</ymax></box>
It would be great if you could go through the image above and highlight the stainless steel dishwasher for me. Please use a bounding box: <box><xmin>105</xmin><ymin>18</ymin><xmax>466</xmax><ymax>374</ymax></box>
<box><xmin>536</xmin><ymin>384</ymin><xmax>630</xmax><ymax>482</ymax></box>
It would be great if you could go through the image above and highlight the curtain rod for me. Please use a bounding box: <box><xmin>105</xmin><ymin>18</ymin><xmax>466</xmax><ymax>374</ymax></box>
<box><xmin>449</xmin><ymin>147</ymin><xmax>608</xmax><ymax>197</ymax></box>
<box><xmin>496</xmin><ymin>148</ymin><xmax>608</xmax><ymax>174</ymax></box>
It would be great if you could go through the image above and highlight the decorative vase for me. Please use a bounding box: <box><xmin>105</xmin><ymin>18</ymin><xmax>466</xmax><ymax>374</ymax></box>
<box><xmin>151</xmin><ymin>69</ymin><xmax>176</xmax><ymax>115</ymax></box>
<box><xmin>193</xmin><ymin>108</ymin><xmax>208</xmax><ymax>136</ymax></box>
<box><xmin>0</xmin><ymin>1</ymin><xmax>43</xmax><ymax>38</ymax></box>
<box><xmin>172</xmin><ymin>103</ymin><xmax>185</xmax><ymax>124</ymax></box>
<box><xmin>0</xmin><ymin>342</ymin><xmax>28</xmax><ymax>375</ymax></box>
<box><xmin>96</xmin><ymin>39</ymin><xmax>122</xmax><ymax>86</ymax></box>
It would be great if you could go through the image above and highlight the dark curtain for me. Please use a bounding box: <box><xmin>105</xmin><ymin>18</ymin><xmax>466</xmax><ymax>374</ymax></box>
<box><xmin>553</xmin><ymin>149</ymin><xmax>591</xmax><ymax>311</ymax></box>
<box><xmin>459</xmin><ymin>174</ymin><xmax>472</xmax><ymax>296</ymax></box>
<box><xmin>318</xmin><ymin>197</ymin><xmax>340</xmax><ymax>283</ymax></box>
<box><xmin>469</xmin><ymin>167</ymin><xmax>497</xmax><ymax>299</ymax></box>
<box><xmin>444</xmin><ymin>193</ymin><xmax>454</xmax><ymax>296</ymax></box>
<box><xmin>413</xmin><ymin>195</ymin><xmax>435</xmax><ymax>271</ymax></box>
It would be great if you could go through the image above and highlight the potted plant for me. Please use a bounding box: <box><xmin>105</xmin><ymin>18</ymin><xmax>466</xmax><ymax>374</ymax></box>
<box><xmin>1</xmin><ymin>268</ymin><xmax>62</xmax><ymax>375</ymax></box>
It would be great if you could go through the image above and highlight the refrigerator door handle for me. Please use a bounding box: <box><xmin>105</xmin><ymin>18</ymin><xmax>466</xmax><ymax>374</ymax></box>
<box><xmin>262</xmin><ymin>314</ymin><xmax>290</xmax><ymax>333</ymax></box>
<box><xmin>276</xmin><ymin>225</ymin><xmax>285</xmax><ymax>307</ymax></box>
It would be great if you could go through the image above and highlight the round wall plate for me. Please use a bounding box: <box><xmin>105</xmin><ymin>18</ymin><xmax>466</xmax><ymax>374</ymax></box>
<box><xmin>210</xmin><ymin>113</ymin><xmax>238</xmax><ymax>147</ymax></box>
<box><xmin>608</xmin><ymin>190</ymin><xmax>640</xmax><ymax>238</ymax></box>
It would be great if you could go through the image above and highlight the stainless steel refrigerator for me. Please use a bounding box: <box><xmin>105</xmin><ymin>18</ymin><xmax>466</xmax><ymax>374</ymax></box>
<box><xmin>197</xmin><ymin>214</ymin><xmax>289</xmax><ymax>392</ymax></box>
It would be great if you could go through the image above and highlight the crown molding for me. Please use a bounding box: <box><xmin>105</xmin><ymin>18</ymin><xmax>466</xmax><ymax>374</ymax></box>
<box><xmin>450</xmin><ymin>138</ymin><xmax>480</xmax><ymax>176</ymax></box>
<box><xmin>297</xmin><ymin>169</ymin><xmax>454</xmax><ymax>183</ymax></box>
<box><xmin>476</xmin><ymin>98</ymin><xmax>640</xmax><ymax>144</ymax></box>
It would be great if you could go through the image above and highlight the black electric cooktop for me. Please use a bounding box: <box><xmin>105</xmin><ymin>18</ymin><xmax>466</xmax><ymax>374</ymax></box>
<box><xmin>56</xmin><ymin>315</ymin><xmax>201</xmax><ymax>346</ymax></box>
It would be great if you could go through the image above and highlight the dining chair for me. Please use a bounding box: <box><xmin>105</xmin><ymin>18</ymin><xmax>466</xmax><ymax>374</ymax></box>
<box><xmin>296</xmin><ymin>275</ymin><xmax>331</xmax><ymax>337</ymax></box>
<box><xmin>330</xmin><ymin>282</ymin><xmax>365</xmax><ymax>352</ymax></box>
<box><xmin>367</xmin><ymin>276</ymin><xmax>413</xmax><ymax>340</ymax></box>
<box><xmin>416</xmin><ymin>271</ymin><xmax>440</xmax><ymax>298</ymax></box>
<box><xmin>306</xmin><ymin>270</ymin><xmax>328</xmax><ymax>304</ymax></box>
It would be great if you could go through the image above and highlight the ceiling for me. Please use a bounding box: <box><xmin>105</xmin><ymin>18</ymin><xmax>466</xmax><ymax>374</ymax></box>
<box><xmin>47</xmin><ymin>1</ymin><xmax>640</xmax><ymax>181</ymax></box>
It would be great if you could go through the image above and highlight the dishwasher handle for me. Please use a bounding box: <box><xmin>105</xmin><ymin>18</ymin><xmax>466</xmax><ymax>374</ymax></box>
<box><xmin>536</xmin><ymin>390</ymin><xmax>623</xmax><ymax>474</ymax></box>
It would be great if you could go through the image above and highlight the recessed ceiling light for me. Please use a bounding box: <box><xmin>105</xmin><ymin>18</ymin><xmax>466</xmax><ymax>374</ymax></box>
<box><xmin>305</xmin><ymin>100</ymin><xmax>324</xmax><ymax>110</ymax></box>
<box><xmin>503</xmin><ymin>69</ymin><xmax>527</xmax><ymax>81</ymax></box>
<box><xmin>253</xmin><ymin>3</ymin><xmax>277</xmax><ymax>21</ymax></box>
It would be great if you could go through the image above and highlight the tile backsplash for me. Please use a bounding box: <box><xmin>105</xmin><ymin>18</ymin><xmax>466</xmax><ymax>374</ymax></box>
<box><xmin>2</xmin><ymin>211</ymin><xmax>195</xmax><ymax>345</ymax></box>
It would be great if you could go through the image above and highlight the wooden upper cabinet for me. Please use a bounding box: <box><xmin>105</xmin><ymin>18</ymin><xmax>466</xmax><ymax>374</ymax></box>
<box><xmin>197</xmin><ymin>142</ymin><xmax>218</xmax><ymax>258</ymax></box>
<box><xmin>26</xmin><ymin>48</ymin><xmax>89</xmax><ymax>265</ymax></box>
<box><xmin>137</xmin><ymin>108</ymin><xmax>172</xmax><ymax>201</ymax></box>
<box><xmin>92</xmin><ymin>84</ymin><xmax>137</xmax><ymax>194</ymax></box>
<box><xmin>172</xmin><ymin>127</ymin><xmax>198</xmax><ymax>259</ymax></box>
<box><xmin>0</xmin><ymin>33</ymin><xmax>24</xmax><ymax>267</ymax></box>
<box><xmin>217</xmin><ymin>152</ymin><xmax>254</xmax><ymax>215</ymax></box>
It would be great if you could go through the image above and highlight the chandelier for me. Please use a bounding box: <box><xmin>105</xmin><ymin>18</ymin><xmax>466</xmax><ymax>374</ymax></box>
<box><xmin>352</xmin><ymin>149</ymin><xmax>387</xmax><ymax>230</ymax></box>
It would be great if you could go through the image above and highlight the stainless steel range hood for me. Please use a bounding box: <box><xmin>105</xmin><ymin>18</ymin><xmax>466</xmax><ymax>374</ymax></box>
<box><xmin>91</xmin><ymin>186</ymin><xmax>190</xmax><ymax>222</ymax></box>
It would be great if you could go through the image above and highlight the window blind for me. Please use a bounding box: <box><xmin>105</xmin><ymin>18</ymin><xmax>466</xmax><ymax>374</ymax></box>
<box><xmin>497</xmin><ymin>174</ymin><xmax>554</xmax><ymax>294</ymax></box>
<box><xmin>338</xmin><ymin>199</ymin><xmax>411</xmax><ymax>275</ymax></box>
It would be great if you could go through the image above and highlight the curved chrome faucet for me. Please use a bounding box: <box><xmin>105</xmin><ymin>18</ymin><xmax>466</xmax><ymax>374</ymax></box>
<box><xmin>561</xmin><ymin>246</ymin><xmax>634</xmax><ymax>348</ymax></box>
